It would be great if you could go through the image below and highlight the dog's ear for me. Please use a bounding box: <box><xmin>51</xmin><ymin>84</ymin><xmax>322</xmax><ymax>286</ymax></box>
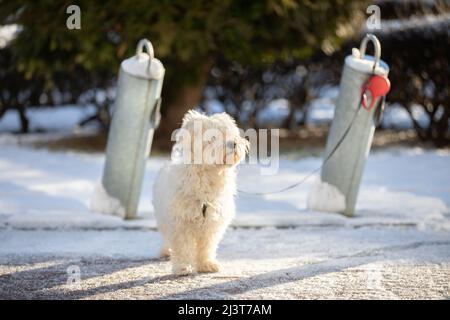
<box><xmin>181</xmin><ymin>110</ymin><xmax>204</xmax><ymax>128</ymax></box>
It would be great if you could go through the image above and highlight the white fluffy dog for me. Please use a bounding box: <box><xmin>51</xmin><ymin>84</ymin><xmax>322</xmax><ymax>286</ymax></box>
<box><xmin>153</xmin><ymin>110</ymin><xmax>249</xmax><ymax>275</ymax></box>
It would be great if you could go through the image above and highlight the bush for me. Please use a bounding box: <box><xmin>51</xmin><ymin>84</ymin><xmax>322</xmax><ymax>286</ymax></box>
<box><xmin>0</xmin><ymin>47</ymin><xmax>115</xmax><ymax>132</ymax></box>
<box><xmin>0</xmin><ymin>0</ymin><xmax>364</xmax><ymax>137</ymax></box>
<box><xmin>377</xmin><ymin>20</ymin><xmax>450</xmax><ymax>146</ymax></box>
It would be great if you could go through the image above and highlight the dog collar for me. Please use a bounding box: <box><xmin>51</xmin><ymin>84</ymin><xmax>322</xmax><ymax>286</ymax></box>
<box><xmin>202</xmin><ymin>203</ymin><xmax>207</xmax><ymax>218</ymax></box>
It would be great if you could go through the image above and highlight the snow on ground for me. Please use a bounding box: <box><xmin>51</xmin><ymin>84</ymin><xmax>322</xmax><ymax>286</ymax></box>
<box><xmin>1</xmin><ymin>227</ymin><xmax>449</xmax><ymax>299</ymax></box>
<box><xmin>0</xmin><ymin>24</ymin><xmax>21</xmax><ymax>49</ymax></box>
<box><xmin>0</xmin><ymin>121</ymin><xmax>449</xmax><ymax>298</ymax></box>
<box><xmin>370</xmin><ymin>13</ymin><xmax>450</xmax><ymax>33</ymax></box>
<box><xmin>0</xmin><ymin>138</ymin><xmax>449</xmax><ymax>299</ymax></box>
<box><xmin>0</xmin><ymin>140</ymin><xmax>449</xmax><ymax>231</ymax></box>
<box><xmin>0</xmin><ymin>85</ymin><xmax>427</xmax><ymax>135</ymax></box>
<box><xmin>0</xmin><ymin>105</ymin><xmax>97</xmax><ymax>133</ymax></box>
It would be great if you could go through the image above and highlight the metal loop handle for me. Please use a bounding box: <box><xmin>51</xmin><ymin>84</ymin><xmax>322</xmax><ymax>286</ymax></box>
<box><xmin>136</xmin><ymin>39</ymin><xmax>154</xmax><ymax>75</ymax></box>
<box><xmin>136</xmin><ymin>39</ymin><xmax>154</xmax><ymax>59</ymax></box>
<box><xmin>359</xmin><ymin>34</ymin><xmax>381</xmax><ymax>72</ymax></box>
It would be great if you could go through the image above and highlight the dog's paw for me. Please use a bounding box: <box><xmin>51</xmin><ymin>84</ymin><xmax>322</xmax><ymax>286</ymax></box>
<box><xmin>197</xmin><ymin>260</ymin><xmax>221</xmax><ymax>273</ymax></box>
<box><xmin>173</xmin><ymin>264</ymin><xmax>195</xmax><ymax>276</ymax></box>
<box><xmin>159</xmin><ymin>247</ymin><xmax>171</xmax><ymax>260</ymax></box>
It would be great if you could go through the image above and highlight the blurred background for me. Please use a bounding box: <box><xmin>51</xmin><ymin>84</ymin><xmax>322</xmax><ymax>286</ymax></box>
<box><xmin>0</xmin><ymin>0</ymin><xmax>449</xmax><ymax>153</ymax></box>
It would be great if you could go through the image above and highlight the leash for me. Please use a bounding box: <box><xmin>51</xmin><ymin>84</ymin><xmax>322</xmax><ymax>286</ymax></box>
<box><xmin>237</xmin><ymin>101</ymin><xmax>363</xmax><ymax>196</ymax></box>
<box><xmin>238</xmin><ymin>64</ymin><xmax>388</xmax><ymax>196</ymax></box>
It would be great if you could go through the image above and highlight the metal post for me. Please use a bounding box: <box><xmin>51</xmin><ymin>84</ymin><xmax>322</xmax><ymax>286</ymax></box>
<box><xmin>308</xmin><ymin>34</ymin><xmax>390</xmax><ymax>216</ymax></box>
<box><xmin>91</xmin><ymin>39</ymin><xmax>165</xmax><ymax>219</ymax></box>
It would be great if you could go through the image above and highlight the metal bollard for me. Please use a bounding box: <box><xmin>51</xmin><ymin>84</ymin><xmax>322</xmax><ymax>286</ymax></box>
<box><xmin>91</xmin><ymin>39</ymin><xmax>165</xmax><ymax>219</ymax></box>
<box><xmin>308</xmin><ymin>34</ymin><xmax>390</xmax><ymax>216</ymax></box>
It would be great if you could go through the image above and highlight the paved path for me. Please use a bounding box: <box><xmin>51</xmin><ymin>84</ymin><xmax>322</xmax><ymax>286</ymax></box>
<box><xmin>1</xmin><ymin>145</ymin><xmax>449</xmax><ymax>299</ymax></box>
<box><xmin>1</xmin><ymin>226</ymin><xmax>449</xmax><ymax>299</ymax></box>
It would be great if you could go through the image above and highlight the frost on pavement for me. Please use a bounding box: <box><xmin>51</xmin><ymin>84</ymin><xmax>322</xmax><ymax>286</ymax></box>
<box><xmin>307</xmin><ymin>179</ymin><xmax>346</xmax><ymax>213</ymax></box>
<box><xmin>90</xmin><ymin>182</ymin><xmax>125</xmax><ymax>218</ymax></box>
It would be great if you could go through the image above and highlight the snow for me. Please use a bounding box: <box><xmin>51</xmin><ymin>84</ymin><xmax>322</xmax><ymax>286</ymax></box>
<box><xmin>0</xmin><ymin>105</ymin><xmax>97</xmax><ymax>133</ymax></box>
<box><xmin>306</xmin><ymin>86</ymin><xmax>339</xmax><ymax>124</ymax></box>
<box><xmin>369</xmin><ymin>13</ymin><xmax>450</xmax><ymax>33</ymax></box>
<box><xmin>307</xmin><ymin>179</ymin><xmax>346</xmax><ymax>213</ymax></box>
<box><xmin>0</xmin><ymin>86</ymin><xmax>429</xmax><ymax>135</ymax></box>
<box><xmin>0</xmin><ymin>143</ymin><xmax>155</xmax><ymax>230</ymax></box>
<box><xmin>0</xmin><ymin>138</ymin><xmax>449</xmax><ymax>231</ymax></box>
<box><xmin>0</xmin><ymin>24</ymin><xmax>21</xmax><ymax>49</ymax></box>
<box><xmin>0</xmin><ymin>230</ymin><xmax>161</xmax><ymax>259</ymax></box>
<box><xmin>0</xmin><ymin>137</ymin><xmax>449</xmax><ymax>298</ymax></box>
<box><xmin>0</xmin><ymin>106</ymin><xmax>448</xmax><ymax>299</ymax></box>
<box><xmin>202</xmin><ymin>83</ymin><xmax>428</xmax><ymax>130</ymax></box>
<box><xmin>255</xmin><ymin>99</ymin><xmax>290</xmax><ymax>127</ymax></box>
<box><xmin>89</xmin><ymin>182</ymin><xmax>125</xmax><ymax>218</ymax></box>
<box><xmin>0</xmin><ymin>227</ymin><xmax>449</xmax><ymax>299</ymax></box>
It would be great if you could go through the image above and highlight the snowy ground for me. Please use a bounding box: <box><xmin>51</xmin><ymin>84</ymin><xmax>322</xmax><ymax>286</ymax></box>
<box><xmin>0</xmin><ymin>132</ymin><xmax>449</xmax><ymax>299</ymax></box>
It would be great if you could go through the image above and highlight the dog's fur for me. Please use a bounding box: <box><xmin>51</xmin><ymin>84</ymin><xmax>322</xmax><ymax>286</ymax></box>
<box><xmin>153</xmin><ymin>110</ymin><xmax>249</xmax><ymax>275</ymax></box>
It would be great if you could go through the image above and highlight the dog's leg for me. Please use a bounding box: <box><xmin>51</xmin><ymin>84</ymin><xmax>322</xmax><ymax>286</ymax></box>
<box><xmin>157</xmin><ymin>223</ymin><xmax>171</xmax><ymax>259</ymax></box>
<box><xmin>196</xmin><ymin>227</ymin><xmax>225</xmax><ymax>273</ymax></box>
<box><xmin>170</xmin><ymin>226</ymin><xmax>197</xmax><ymax>275</ymax></box>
